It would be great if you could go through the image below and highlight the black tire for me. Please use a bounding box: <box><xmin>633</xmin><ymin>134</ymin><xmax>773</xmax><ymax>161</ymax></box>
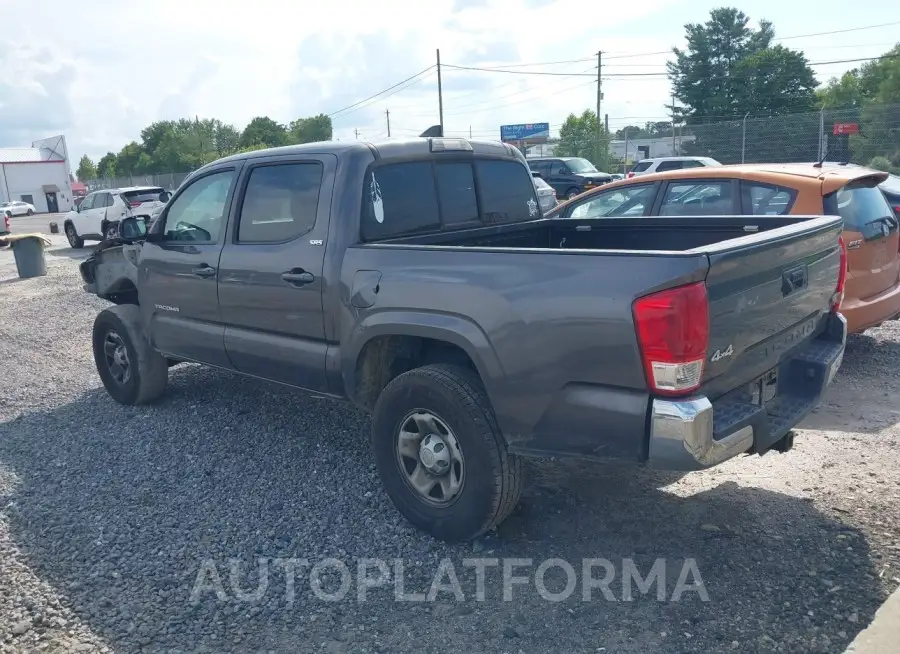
<box><xmin>371</xmin><ymin>363</ymin><xmax>523</xmax><ymax>542</ymax></box>
<box><xmin>565</xmin><ymin>188</ymin><xmax>580</xmax><ymax>200</ymax></box>
<box><xmin>64</xmin><ymin>222</ymin><xmax>84</xmax><ymax>249</ymax></box>
<box><xmin>26</xmin><ymin>209</ymin><xmax>34</xmax><ymax>216</ymax></box>
<box><xmin>92</xmin><ymin>305</ymin><xmax>168</xmax><ymax>405</ymax></box>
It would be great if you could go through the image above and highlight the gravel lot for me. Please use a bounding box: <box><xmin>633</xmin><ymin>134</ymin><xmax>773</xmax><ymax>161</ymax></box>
<box><xmin>2</xmin><ymin>239</ymin><xmax>900</xmax><ymax>653</ymax></box>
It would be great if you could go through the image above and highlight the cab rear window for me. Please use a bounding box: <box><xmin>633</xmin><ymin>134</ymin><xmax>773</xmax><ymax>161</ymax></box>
<box><xmin>824</xmin><ymin>180</ymin><xmax>897</xmax><ymax>234</ymax></box>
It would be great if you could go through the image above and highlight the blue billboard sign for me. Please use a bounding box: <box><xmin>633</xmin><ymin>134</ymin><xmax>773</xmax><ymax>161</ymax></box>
<box><xmin>500</xmin><ymin>122</ymin><xmax>550</xmax><ymax>143</ymax></box>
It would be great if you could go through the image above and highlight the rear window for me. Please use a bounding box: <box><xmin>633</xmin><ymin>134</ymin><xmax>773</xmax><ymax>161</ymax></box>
<box><xmin>655</xmin><ymin>160</ymin><xmax>684</xmax><ymax>172</ymax></box>
<box><xmin>631</xmin><ymin>161</ymin><xmax>652</xmax><ymax>173</ymax></box>
<box><xmin>123</xmin><ymin>188</ymin><xmax>165</xmax><ymax>203</ymax></box>
<box><xmin>475</xmin><ymin>159</ymin><xmax>541</xmax><ymax>224</ymax></box>
<box><xmin>824</xmin><ymin>181</ymin><xmax>896</xmax><ymax>232</ymax></box>
<box><xmin>881</xmin><ymin>174</ymin><xmax>900</xmax><ymax>195</ymax></box>
<box><xmin>361</xmin><ymin>162</ymin><xmax>441</xmax><ymax>241</ymax></box>
<box><xmin>533</xmin><ymin>176</ymin><xmax>552</xmax><ymax>192</ymax></box>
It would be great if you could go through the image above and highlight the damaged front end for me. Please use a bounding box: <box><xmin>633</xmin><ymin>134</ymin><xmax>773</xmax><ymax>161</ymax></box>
<box><xmin>79</xmin><ymin>237</ymin><xmax>145</xmax><ymax>304</ymax></box>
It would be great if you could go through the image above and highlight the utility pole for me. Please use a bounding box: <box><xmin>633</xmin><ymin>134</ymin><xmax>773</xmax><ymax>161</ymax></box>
<box><xmin>671</xmin><ymin>95</ymin><xmax>677</xmax><ymax>155</ymax></box>
<box><xmin>437</xmin><ymin>48</ymin><xmax>444</xmax><ymax>137</ymax></box>
<box><xmin>469</xmin><ymin>125</ymin><xmax>472</xmax><ymax>138</ymax></box>
<box><xmin>385</xmin><ymin>109</ymin><xmax>391</xmax><ymax>137</ymax></box>
<box><xmin>595</xmin><ymin>50</ymin><xmax>603</xmax><ymax>170</ymax></box>
<box><xmin>354</xmin><ymin>128</ymin><xmax>359</xmax><ymax>140</ymax></box>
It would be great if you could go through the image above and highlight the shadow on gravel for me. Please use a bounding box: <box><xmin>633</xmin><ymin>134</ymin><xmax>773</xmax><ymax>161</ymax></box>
<box><xmin>0</xmin><ymin>364</ymin><xmax>888</xmax><ymax>653</ymax></box>
<box><xmin>801</xmin><ymin>333</ymin><xmax>900</xmax><ymax>434</ymax></box>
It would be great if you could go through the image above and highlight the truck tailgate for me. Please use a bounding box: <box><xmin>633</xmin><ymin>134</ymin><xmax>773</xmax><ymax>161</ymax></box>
<box><xmin>698</xmin><ymin>215</ymin><xmax>843</xmax><ymax>403</ymax></box>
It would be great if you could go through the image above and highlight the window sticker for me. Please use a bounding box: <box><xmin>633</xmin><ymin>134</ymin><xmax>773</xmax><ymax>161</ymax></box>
<box><xmin>371</xmin><ymin>175</ymin><xmax>384</xmax><ymax>223</ymax></box>
<box><xmin>527</xmin><ymin>197</ymin><xmax>538</xmax><ymax>217</ymax></box>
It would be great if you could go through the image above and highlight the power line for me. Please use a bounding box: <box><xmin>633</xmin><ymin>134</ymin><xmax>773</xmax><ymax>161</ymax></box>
<box><xmin>327</xmin><ymin>65</ymin><xmax>435</xmax><ymax>118</ymax></box>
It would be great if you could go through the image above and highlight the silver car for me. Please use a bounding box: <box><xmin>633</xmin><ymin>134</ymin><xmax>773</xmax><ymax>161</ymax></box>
<box><xmin>531</xmin><ymin>172</ymin><xmax>557</xmax><ymax>213</ymax></box>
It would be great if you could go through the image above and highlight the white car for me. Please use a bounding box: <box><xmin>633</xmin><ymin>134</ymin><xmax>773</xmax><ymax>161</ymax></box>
<box><xmin>627</xmin><ymin>156</ymin><xmax>721</xmax><ymax>178</ymax></box>
<box><xmin>531</xmin><ymin>172</ymin><xmax>558</xmax><ymax>213</ymax></box>
<box><xmin>63</xmin><ymin>186</ymin><xmax>170</xmax><ymax>248</ymax></box>
<box><xmin>1</xmin><ymin>200</ymin><xmax>36</xmax><ymax>217</ymax></box>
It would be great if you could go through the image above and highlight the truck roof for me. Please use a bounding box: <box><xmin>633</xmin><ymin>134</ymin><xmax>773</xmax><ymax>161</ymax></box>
<box><xmin>200</xmin><ymin>137</ymin><xmax>525</xmax><ymax>172</ymax></box>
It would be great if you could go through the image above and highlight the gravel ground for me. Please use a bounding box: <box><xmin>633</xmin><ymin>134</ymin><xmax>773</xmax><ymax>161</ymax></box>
<box><xmin>1</xmin><ymin>240</ymin><xmax>899</xmax><ymax>654</ymax></box>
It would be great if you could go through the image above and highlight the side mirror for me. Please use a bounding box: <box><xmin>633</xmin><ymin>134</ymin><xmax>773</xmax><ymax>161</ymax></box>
<box><xmin>120</xmin><ymin>216</ymin><xmax>147</xmax><ymax>240</ymax></box>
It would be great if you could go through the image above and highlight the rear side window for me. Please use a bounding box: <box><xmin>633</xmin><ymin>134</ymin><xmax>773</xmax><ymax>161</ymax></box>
<box><xmin>660</xmin><ymin>180</ymin><xmax>734</xmax><ymax>216</ymax></box>
<box><xmin>237</xmin><ymin>163</ymin><xmax>323</xmax><ymax>243</ymax></box>
<box><xmin>362</xmin><ymin>162</ymin><xmax>440</xmax><ymax>241</ymax></box>
<box><xmin>631</xmin><ymin>161</ymin><xmax>652</xmax><ymax>173</ymax></box>
<box><xmin>824</xmin><ymin>180</ymin><xmax>896</xmax><ymax>232</ymax></box>
<box><xmin>655</xmin><ymin>160</ymin><xmax>684</xmax><ymax>173</ymax></box>
<box><xmin>742</xmin><ymin>182</ymin><xmax>796</xmax><ymax>216</ymax></box>
<box><xmin>475</xmin><ymin>160</ymin><xmax>540</xmax><ymax>224</ymax></box>
<box><xmin>681</xmin><ymin>160</ymin><xmax>706</xmax><ymax>169</ymax></box>
<box><xmin>435</xmin><ymin>163</ymin><xmax>478</xmax><ymax>226</ymax></box>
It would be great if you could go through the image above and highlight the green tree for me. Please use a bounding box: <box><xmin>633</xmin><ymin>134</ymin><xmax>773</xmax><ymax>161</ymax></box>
<box><xmin>240</xmin><ymin>116</ymin><xmax>287</xmax><ymax>148</ymax></box>
<box><xmin>75</xmin><ymin>155</ymin><xmax>97</xmax><ymax>181</ymax></box>
<box><xmin>97</xmin><ymin>152</ymin><xmax>117</xmax><ymax>178</ymax></box>
<box><xmin>288</xmin><ymin>114</ymin><xmax>333</xmax><ymax>144</ymax></box>
<box><xmin>732</xmin><ymin>45</ymin><xmax>817</xmax><ymax>115</ymax></box>
<box><xmin>555</xmin><ymin>110</ymin><xmax>609</xmax><ymax>167</ymax></box>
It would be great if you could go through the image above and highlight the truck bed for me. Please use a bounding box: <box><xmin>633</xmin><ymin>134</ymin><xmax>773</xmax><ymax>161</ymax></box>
<box><xmin>380</xmin><ymin>215</ymin><xmax>812</xmax><ymax>252</ymax></box>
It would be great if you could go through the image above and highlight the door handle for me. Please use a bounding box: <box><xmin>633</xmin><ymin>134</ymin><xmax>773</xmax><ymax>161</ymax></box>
<box><xmin>281</xmin><ymin>270</ymin><xmax>315</xmax><ymax>286</ymax></box>
<box><xmin>191</xmin><ymin>265</ymin><xmax>216</xmax><ymax>278</ymax></box>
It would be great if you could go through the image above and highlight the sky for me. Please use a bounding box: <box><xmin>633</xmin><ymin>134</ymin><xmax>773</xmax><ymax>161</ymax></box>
<box><xmin>0</xmin><ymin>0</ymin><xmax>897</xmax><ymax>164</ymax></box>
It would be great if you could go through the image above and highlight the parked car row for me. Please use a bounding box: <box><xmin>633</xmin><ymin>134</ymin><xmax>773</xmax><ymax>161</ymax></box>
<box><xmin>548</xmin><ymin>161</ymin><xmax>900</xmax><ymax>335</ymax></box>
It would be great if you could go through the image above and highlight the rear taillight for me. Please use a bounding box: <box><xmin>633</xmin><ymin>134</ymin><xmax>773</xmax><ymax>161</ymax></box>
<box><xmin>626</xmin><ymin>172</ymin><xmax>635</xmax><ymax>178</ymax></box>
<box><xmin>832</xmin><ymin>235</ymin><xmax>848</xmax><ymax>312</ymax></box>
<box><xmin>129</xmin><ymin>201</ymin><xmax>141</xmax><ymax>208</ymax></box>
<box><xmin>632</xmin><ymin>281</ymin><xmax>709</xmax><ymax>396</ymax></box>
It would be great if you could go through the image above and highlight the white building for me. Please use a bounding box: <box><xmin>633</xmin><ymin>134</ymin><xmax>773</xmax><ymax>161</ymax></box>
<box><xmin>0</xmin><ymin>135</ymin><xmax>74</xmax><ymax>213</ymax></box>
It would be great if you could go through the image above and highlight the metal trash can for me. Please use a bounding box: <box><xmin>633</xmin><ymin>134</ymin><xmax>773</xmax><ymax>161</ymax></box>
<box><xmin>11</xmin><ymin>235</ymin><xmax>48</xmax><ymax>279</ymax></box>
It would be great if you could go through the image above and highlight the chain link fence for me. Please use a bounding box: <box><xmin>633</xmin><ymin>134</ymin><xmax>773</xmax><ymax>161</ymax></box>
<box><xmin>82</xmin><ymin>172</ymin><xmax>191</xmax><ymax>193</ymax></box>
<box><xmin>680</xmin><ymin>102</ymin><xmax>900</xmax><ymax>169</ymax></box>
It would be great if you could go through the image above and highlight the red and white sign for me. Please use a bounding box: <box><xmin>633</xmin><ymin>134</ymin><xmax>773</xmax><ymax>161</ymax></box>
<box><xmin>833</xmin><ymin>122</ymin><xmax>859</xmax><ymax>135</ymax></box>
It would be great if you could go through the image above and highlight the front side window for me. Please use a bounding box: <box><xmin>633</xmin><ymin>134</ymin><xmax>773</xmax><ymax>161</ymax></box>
<box><xmin>361</xmin><ymin>162</ymin><xmax>440</xmax><ymax>241</ymax></box>
<box><xmin>475</xmin><ymin>159</ymin><xmax>541</xmax><ymax>224</ymax></box>
<box><xmin>569</xmin><ymin>184</ymin><xmax>656</xmax><ymax>219</ymax></box>
<box><xmin>162</xmin><ymin>170</ymin><xmax>235</xmax><ymax>243</ymax></box>
<box><xmin>80</xmin><ymin>194</ymin><xmax>96</xmax><ymax>211</ymax></box>
<box><xmin>659</xmin><ymin>181</ymin><xmax>733</xmax><ymax>216</ymax></box>
<box><xmin>237</xmin><ymin>163</ymin><xmax>323</xmax><ymax>243</ymax></box>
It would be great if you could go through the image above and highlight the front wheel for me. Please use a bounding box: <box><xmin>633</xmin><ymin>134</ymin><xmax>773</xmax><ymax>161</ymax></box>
<box><xmin>92</xmin><ymin>305</ymin><xmax>169</xmax><ymax>405</ymax></box>
<box><xmin>371</xmin><ymin>364</ymin><xmax>523</xmax><ymax>542</ymax></box>
<box><xmin>65</xmin><ymin>223</ymin><xmax>84</xmax><ymax>249</ymax></box>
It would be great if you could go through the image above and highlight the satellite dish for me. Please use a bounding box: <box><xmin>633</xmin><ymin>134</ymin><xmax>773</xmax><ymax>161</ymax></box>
<box><xmin>419</xmin><ymin>125</ymin><xmax>443</xmax><ymax>137</ymax></box>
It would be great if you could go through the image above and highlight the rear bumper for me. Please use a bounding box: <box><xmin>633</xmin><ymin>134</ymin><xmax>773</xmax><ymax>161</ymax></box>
<box><xmin>647</xmin><ymin>313</ymin><xmax>847</xmax><ymax>470</ymax></box>
<box><xmin>842</xmin><ymin>280</ymin><xmax>900</xmax><ymax>333</ymax></box>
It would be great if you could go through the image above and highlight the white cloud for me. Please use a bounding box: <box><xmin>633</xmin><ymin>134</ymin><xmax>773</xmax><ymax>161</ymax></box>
<box><xmin>0</xmin><ymin>0</ymin><xmax>889</xmax><ymax>163</ymax></box>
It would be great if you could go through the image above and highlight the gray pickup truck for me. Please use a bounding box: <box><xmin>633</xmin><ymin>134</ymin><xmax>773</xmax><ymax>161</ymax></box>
<box><xmin>79</xmin><ymin>137</ymin><xmax>847</xmax><ymax>541</ymax></box>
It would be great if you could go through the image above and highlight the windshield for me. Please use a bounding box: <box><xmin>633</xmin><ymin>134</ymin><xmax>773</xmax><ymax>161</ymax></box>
<box><xmin>0</xmin><ymin>202</ymin><xmax>12</xmax><ymax>207</ymax></box>
<box><xmin>566</xmin><ymin>158</ymin><xmax>598</xmax><ymax>173</ymax></box>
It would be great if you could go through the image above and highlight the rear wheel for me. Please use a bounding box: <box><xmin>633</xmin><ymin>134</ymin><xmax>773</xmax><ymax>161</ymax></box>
<box><xmin>371</xmin><ymin>364</ymin><xmax>523</xmax><ymax>542</ymax></box>
<box><xmin>92</xmin><ymin>305</ymin><xmax>168</xmax><ymax>405</ymax></box>
<box><xmin>65</xmin><ymin>222</ymin><xmax>84</xmax><ymax>249</ymax></box>
<box><xmin>26</xmin><ymin>209</ymin><xmax>34</xmax><ymax>216</ymax></box>
<box><xmin>565</xmin><ymin>188</ymin><xmax>580</xmax><ymax>200</ymax></box>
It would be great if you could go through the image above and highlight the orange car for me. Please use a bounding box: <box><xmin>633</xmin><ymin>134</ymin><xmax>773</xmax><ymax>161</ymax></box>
<box><xmin>547</xmin><ymin>163</ymin><xmax>900</xmax><ymax>334</ymax></box>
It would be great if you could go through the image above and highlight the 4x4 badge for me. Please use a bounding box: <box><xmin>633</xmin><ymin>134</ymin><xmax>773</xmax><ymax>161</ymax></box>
<box><xmin>710</xmin><ymin>344</ymin><xmax>734</xmax><ymax>362</ymax></box>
